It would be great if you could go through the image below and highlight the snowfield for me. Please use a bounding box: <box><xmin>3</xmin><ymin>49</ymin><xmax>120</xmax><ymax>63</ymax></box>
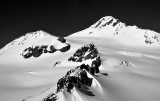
<box><xmin>0</xmin><ymin>16</ymin><xmax>160</xmax><ymax>101</ymax></box>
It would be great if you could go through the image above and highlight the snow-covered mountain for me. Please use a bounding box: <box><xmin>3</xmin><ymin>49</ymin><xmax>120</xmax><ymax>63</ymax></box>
<box><xmin>0</xmin><ymin>16</ymin><xmax>160</xmax><ymax>101</ymax></box>
<box><xmin>69</xmin><ymin>16</ymin><xmax>160</xmax><ymax>46</ymax></box>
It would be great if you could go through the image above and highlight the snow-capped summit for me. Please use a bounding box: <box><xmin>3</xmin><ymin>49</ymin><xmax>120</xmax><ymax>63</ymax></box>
<box><xmin>68</xmin><ymin>16</ymin><xmax>126</xmax><ymax>37</ymax></box>
<box><xmin>0</xmin><ymin>30</ymin><xmax>51</xmax><ymax>55</ymax></box>
<box><xmin>90</xmin><ymin>16</ymin><xmax>125</xmax><ymax>29</ymax></box>
<box><xmin>69</xmin><ymin>16</ymin><xmax>160</xmax><ymax>46</ymax></box>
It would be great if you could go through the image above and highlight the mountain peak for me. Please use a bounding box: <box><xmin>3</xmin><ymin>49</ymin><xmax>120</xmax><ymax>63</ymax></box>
<box><xmin>90</xmin><ymin>16</ymin><xmax>124</xmax><ymax>29</ymax></box>
<box><xmin>0</xmin><ymin>30</ymin><xmax>51</xmax><ymax>55</ymax></box>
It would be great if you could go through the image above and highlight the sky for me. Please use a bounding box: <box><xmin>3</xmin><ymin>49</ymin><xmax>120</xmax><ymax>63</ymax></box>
<box><xmin>0</xmin><ymin>0</ymin><xmax>160</xmax><ymax>48</ymax></box>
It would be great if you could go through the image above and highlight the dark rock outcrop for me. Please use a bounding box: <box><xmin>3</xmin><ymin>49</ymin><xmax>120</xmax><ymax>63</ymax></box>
<box><xmin>59</xmin><ymin>44</ymin><xmax>71</xmax><ymax>53</ymax></box>
<box><xmin>21</xmin><ymin>45</ymin><xmax>57</xmax><ymax>58</ymax></box>
<box><xmin>55</xmin><ymin>55</ymin><xmax>102</xmax><ymax>96</ymax></box>
<box><xmin>22</xmin><ymin>43</ymin><xmax>107</xmax><ymax>101</ymax></box>
<box><xmin>32</xmin><ymin>46</ymin><xmax>43</xmax><ymax>57</ymax></box>
<box><xmin>21</xmin><ymin>37</ymin><xmax>71</xmax><ymax>59</ymax></box>
<box><xmin>55</xmin><ymin>43</ymin><xmax>102</xmax><ymax>95</ymax></box>
<box><xmin>56</xmin><ymin>63</ymin><xmax>97</xmax><ymax>94</ymax></box>
<box><xmin>57</xmin><ymin>36</ymin><xmax>66</xmax><ymax>43</ymax></box>
<box><xmin>43</xmin><ymin>93</ymin><xmax>57</xmax><ymax>101</ymax></box>
<box><xmin>68</xmin><ymin>43</ymin><xmax>98</xmax><ymax>62</ymax></box>
<box><xmin>22</xmin><ymin>47</ymin><xmax>33</xmax><ymax>58</ymax></box>
<box><xmin>49</xmin><ymin>46</ymin><xmax>57</xmax><ymax>53</ymax></box>
<box><xmin>41</xmin><ymin>44</ymin><xmax>103</xmax><ymax>101</ymax></box>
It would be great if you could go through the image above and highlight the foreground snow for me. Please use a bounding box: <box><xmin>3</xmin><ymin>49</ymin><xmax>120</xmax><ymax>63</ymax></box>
<box><xmin>0</xmin><ymin>16</ymin><xmax>160</xmax><ymax>101</ymax></box>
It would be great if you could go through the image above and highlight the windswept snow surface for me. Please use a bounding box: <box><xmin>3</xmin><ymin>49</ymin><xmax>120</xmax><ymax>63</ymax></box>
<box><xmin>0</xmin><ymin>16</ymin><xmax>160</xmax><ymax>101</ymax></box>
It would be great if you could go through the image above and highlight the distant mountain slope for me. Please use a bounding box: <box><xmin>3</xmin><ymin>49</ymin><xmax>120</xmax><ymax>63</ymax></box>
<box><xmin>0</xmin><ymin>30</ymin><xmax>52</xmax><ymax>55</ymax></box>
<box><xmin>69</xmin><ymin>16</ymin><xmax>160</xmax><ymax>46</ymax></box>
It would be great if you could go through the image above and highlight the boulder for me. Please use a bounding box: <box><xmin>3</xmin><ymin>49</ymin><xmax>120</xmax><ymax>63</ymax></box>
<box><xmin>49</xmin><ymin>45</ymin><xmax>57</xmax><ymax>53</ymax></box>
<box><xmin>57</xmin><ymin>36</ymin><xmax>66</xmax><ymax>43</ymax></box>
<box><xmin>22</xmin><ymin>47</ymin><xmax>33</xmax><ymax>58</ymax></box>
<box><xmin>59</xmin><ymin>44</ymin><xmax>70</xmax><ymax>52</ymax></box>
<box><xmin>32</xmin><ymin>46</ymin><xmax>43</xmax><ymax>57</ymax></box>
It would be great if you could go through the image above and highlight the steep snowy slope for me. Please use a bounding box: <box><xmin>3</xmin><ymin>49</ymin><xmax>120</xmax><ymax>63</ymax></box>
<box><xmin>0</xmin><ymin>30</ymin><xmax>80</xmax><ymax>101</ymax></box>
<box><xmin>0</xmin><ymin>30</ymin><xmax>74</xmax><ymax>66</ymax></box>
<box><xmin>0</xmin><ymin>16</ymin><xmax>160</xmax><ymax>101</ymax></box>
<box><xmin>0</xmin><ymin>30</ymin><xmax>49</xmax><ymax>55</ymax></box>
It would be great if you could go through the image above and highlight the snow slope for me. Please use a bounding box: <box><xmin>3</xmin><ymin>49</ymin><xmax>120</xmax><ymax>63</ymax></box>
<box><xmin>0</xmin><ymin>16</ymin><xmax>160</xmax><ymax>101</ymax></box>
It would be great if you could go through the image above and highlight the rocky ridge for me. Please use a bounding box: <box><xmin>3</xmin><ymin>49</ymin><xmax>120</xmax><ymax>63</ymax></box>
<box><xmin>21</xmin><ymin>36</ymin><xmax>70</xmax><ymax>59</ymax></box>
<box><xmin>68</xmin><ymin>43</ymin><xmax>98</xmax><ymax>63</ymax></box>
<box><xmin>89</xmin><ymin>16</ymin><xmax>126</xmax><ymax>35</ymax></box>
<box><xmin>0</xmin><ymin>30</ymin><xmax>49</xmax><ymax>55</ymax></box>
<box><xmin>38</xmin><ymin>43</ymin><xmax>104</xmax><ymax>101</ymax></box>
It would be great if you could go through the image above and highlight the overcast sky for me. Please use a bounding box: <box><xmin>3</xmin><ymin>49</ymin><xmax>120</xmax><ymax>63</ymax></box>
<box><xmin>0</xmin><ymin>0</ymin><xmax>160</xmax><ymax>48</ymax></box>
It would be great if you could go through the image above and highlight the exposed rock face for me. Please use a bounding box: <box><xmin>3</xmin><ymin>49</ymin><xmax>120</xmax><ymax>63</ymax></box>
<box><xmin>41</xmin><ymin>43</ymin><xmax>104</xmax><ymax>101</ymax></box>
<box><xmin>56</xmin><ymin>66</ymin><xmax>94</xmax><ymax>94</ymax></box>
<box><xmin>56</xmin><ymin>60</ymin><xmax>101</xmax><ymax>92</ymax></box>
<box><xmin>91</xmin><ymin>16</ymin><xmax>119</xmax><ymax>29</ymax></box>
<box><xmin>59</xmin><ymin>43</ymin><xmax>70</xmax><ymax>53</ymax></box>
<box><xmin>21</xmin><ymin>45</ymin><xmax>56</xmax><ymax>59</ymax></box>
<box><xmin>49</xmin><ymin>46</ymin><xmax>57</xmax><ymax>53</ymax></box>
<box><xmin>21</xmin><ymin>36</ymin><xmax>70</xmax><ymax>59</ymax></box>
<box><xmin>57</xmin><ymin>36</ymin><xmax>66</xmax><ymax>43</ymax></box>
<box><xmin>43</xmin><ymin>93</ymin><xmax>57</xmax><ymax>101</ymax></box>
<box><xmin>68</xmin><ymin>43</ymin><xmax>98</xmax><ymax>62</ymax></box>
<box><xmin>22</xmin><ymin>47</ymin><xmax>33</xmax><ymax>58</ymax></box>
<box><xmin>89</xmin><ymin>16</ymin><xmax>126</xmax><ymax>35</ymax></box>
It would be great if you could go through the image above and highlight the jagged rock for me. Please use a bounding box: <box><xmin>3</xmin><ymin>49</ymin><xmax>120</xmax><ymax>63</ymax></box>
<box><xmin>91</xmin><ymin>16</ymin><xmax>122</xmax><ymax>29</ymax></box>
<box><xmin>57</xmin><ymin>36</ymin><xmax>66</xmax><ymax>43</ymax></box>
<box><xmin>81</xmin><ymin>46</ymin><xmax>89</xmax><ymax>52</ymax></box>
<box><xmin>89</xmin><ymin>43</ymin><xmax>95</xmax><ymax>51</ymax></box>
<box><xmin>49</xmin><ymin>46</ymin><xmax>57</xmax><ymax>53</ymax></box>
<box><xmin>74</xmin><ymin>48</ymin><xmax>86</xmax><ymax>57</ymax></box>
<box><xmin>32</xmin><ymin>46</ymin><xmax>43</xmax><ymax>57</ymax></box>
<box><xmin>42</xmin><ymin>93</ymin><xmax>57</xmax><ymax>101</ymax></box>
<box><xmin>66</xmin><ymin>69</ymin><xmax>75</xmax><ymax>76</ymax></box>
<box><xmin>79</xmin><ymin>64</ymin><xmax>90</xmax><ymax>71</ymax></box>
<box><xmin>24</xmin><ymin>44</ymin><xmax>106</xmax><ymax>101</ymax></box>
<box><xmin>56</xmin><ymin>55</ymin><xmax>102</xmax><ymax>94</ymax></box>
<box><xmin>76</xmin><ymin>56</ymin><xmax>84</xmax><ymax>62</ymax></box>
<box><xmin>68</xmin><ymin>56</ymin><xmax>77</xmax><ymax>62</ymax></box>
<box><xmin>79</xmin><ymin>70</ymin><xmax>92</xmax><ymax>86</ymax></box>
<box><xmin>59</xmin><ymin>44</ymin><xmax>70</xmax><ymax>52</ymax></box>
<box><xmin>68</xmin><ymin>43</ymin><xmax>98</xmax><ymax>62</ymax></box>
<box><xmin>57</xmin><ymin>77</ymin><xmax>66</xmax><ymax>92</ymax></box>
<box><xmin>22</xmin><ymin>45</ymin><xmax>49</xmax><ymax>58</ymax></box>
<box><xmin>21</xmin><ymin>37</ymin><xmax>71</xmax><ymax>59</ymax></box>
<box><xmin>22</xmin><ymin>47</ymin><xmax>33</xmax><ymax>58</ymax></box>
<box><xmin>91</xmin><ymin>57</ymin><xmax>101</xmax><ymax>74</ymax></box>
<box><xmin>41</xmin><ymin>45</ymin><xmax>48</xmax><ymax>53</ymax></box>
<box><xmin>112</xmin><ymin>19</ymin><xmax>120</xmax><ymax>27</ymax></box>
<box><xmin>57</xmin><ymin>37</ymin><xmax>71</xmax><ymax>52</ymax></box>
<box><xmin>68</xmin><ymin>76</ymin><xmax>78</xmax><ymax>84</ymax></box>
<box><xmin>85</xmin><ymin>49</ymin><xmax>98</xmax><ymax>60</ymax></box>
